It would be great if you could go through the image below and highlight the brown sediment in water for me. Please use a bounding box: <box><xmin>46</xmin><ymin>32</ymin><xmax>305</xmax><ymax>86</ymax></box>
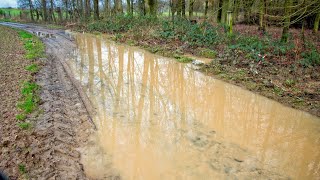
<box><xmin>66</xmin><ymin>33</ymin><xmax>320</xmax><ymax>179</ymax></box>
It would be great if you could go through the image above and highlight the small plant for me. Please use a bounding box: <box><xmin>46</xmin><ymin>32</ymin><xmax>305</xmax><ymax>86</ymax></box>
<box><xmin>115</xmin><ymin>33</ymin><xmax>123</xmax><ymax>41</ymax></box>
<box><xmin>17</xmin><ymin>81</ymin><xmax>39</xmax><ymax>114</ymax></box>
<box><xmin>25</xmin><ymin>64</ymin><xmax>39</xmax><ymax>73</ymax></box>
<box><xmin>16</xmin><ymin>113</ymin><xmax>26</xmax><ymax>121</ymax></box>
<box><xmin>198</xmin><ymin>48</ymin><xmax>217</xmax><ymax>59</ymax></box>
<box><xmin>273</xmin><ymin>87</ymin><xmax>283</xmax><ymax>96</ymax></box>
<box><xmin>18</xmin><ymin>164</ymin><xmax>27</xmax><ymax>174</ymax></box>
<box><xmin>284</xmin><ymin>79</ymin><xmax>295</xmax><ymax>87</ymax></box>
<box><xmin>18</xmin><ymin>122</ymin><xmax>31</xmax><ymax>129</ymax></box>
<box><xmin>174</xmin><ymin>55</ymin><xmax>194</xmax><ymax>63</ymax></box>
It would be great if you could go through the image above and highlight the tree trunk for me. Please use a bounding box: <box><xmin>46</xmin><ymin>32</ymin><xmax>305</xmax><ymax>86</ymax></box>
<box><xmin>243</xmin><ymin>0</ymin><xmax>254</xmax><ymax>24</ymax></box>
<box><xmin>57</xmin><ymin>7</ymin><xmax>63</xmax><ymax>22</ymax></box>
<box><xmin>80</xmin><ymin>0</ymin><xmax>84</xmax><ymax>17</ymax></box>
<box><xmin>131</xmin><ymin>0</ymin><xmax>133</xmax><ymax>14</ymax></box>
<box><xmin>105</xmin><ymin>0</ymin><xmax>109</xmax><ymax>16</ymax></box>
<box><xmin>28</xmin><ymin>0</ymin><xmax>34</xmax><ymax>21</ymax></box>
<box><xmin>204</xmin><ymin>0</ymin><xmax>208</xmax><ymax>17</ymax></box>
<box><xmin>42</xmin><ymin>0</ymin><xmax>47</xmax><ymax>21</ymax></box>
<box><xmin>115</xmin><ymin>0</ymin><xmax>123</xmax><ymax>14</ymax></box>
<box><xmin>36</xmin><ymin>9</ymin><xmax>40</xmax><ymax>20</ymax></box>
<box><xmin>93</xmin><ymin>0</ymin><xmax>99</xmax><ymax>20</ymax></box>
<box><xmin>259</xmin><ymin>0</ymin><xmax>266</xmax><ymax>32</ymax></box>
<box><xmin>177</xmin><ymin>0</ymin><xmax>181</xmax><ymax>16</ymax></box>
<box><xmin>148</xmin><ymin>0</ymin><xmax>157</xmax><ymax>16</ymax></box>
<box><xmin>139</xmin><ymin>0</ymin><xmax>146</xmax><ymax>15</ymax></box>
<box><xmin>221</xmin><ymin>0</ymin><xmax>228</xmax><ymax>23</ymax></box>
<box><xmin>85</xmin><ymin>0</ymin><xmax>90</xmax><ymax>18</ymax></box>
<box><xmin>217</xmin><ymin>0</ymin><xmax>223</xmax><ymax>22</ymax></box>
<box><xmin>281</xmin><ymin>0</ymin><xmax>293</xmax><ymax>42</ymax></box>
<box><xmin>126</xmin><ymin>0</ymin><xmax>132</xmax><ymax>15</ymax></box>
<box><xmin>65</xmin><ymin>0</ymin><xmax>68</xmax><ymax>20</ymax></box>
<box><xmin>181</xmin><ymin>0</ymin><xmax>185</xmax><ymax>17</ymax></box>
<box><xmin>50</xmin><ymin>0</ymin><xmax>56</xmax><ymax>22</ymax></box>
<box><xmin>188</xmin><ymin>0</ymin><xmax>194</xmax><ymax>19</ymax></box>
<box><xmin>314</xmin><ymin>12</ymin><xmax>320</xmax><ymax>33</ymax></box>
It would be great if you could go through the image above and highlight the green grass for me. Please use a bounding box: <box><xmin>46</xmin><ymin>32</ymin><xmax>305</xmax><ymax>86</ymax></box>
<box><xmin>18</xmin><ymin>30</ymin><xmax>45</xmax><ymax>60</ymax></box>
<box><xmin>18</xmin><ymin>31</ymin><xmax>33</xmax><ymax>39</ymax></box>
<box><xmin>15</xmin><ymin>29</ymin><xmax>44</xmax><ymax>130</ymax></box>
<box><xmin>25</xmin><ymin>64</ymin><xmax>39</xmax><ymax>73</ymax></box>
<box><xmin>16</xmin><ymin>113</ymin><xmax>27</xmax><ymax>121</ymax></box>
<box><xmin>174</xmin><ymin>55</ymin><xmax>194</xmax><ymax>63</ymax></box>
<box><xmin>17</xmin><ymin>81</ymin><xmax>39</xmax><ymax>114</ymax></box>
<box><xmin>18</xmin><ymin>164</ymin><xmax>27</xmax><ymax>174</ymax></box>
<box><xmin>0</xmin><ymin>8</ymin><xmax>22</xmax><ymax>16</ymax></box>
<box><xmin>17</xmin><ymin>122</ymin><xmax>32</xmax><ymax>129</ymax></box>
<box><xmin>198</xmin><ymin>48</ymin><xmax>217</xmax><ymax>59</ymax></box>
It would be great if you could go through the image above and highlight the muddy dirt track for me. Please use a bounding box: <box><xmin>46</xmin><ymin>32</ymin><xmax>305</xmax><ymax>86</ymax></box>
<box><xmin>0</xmin><ymin>22</ymin><xmax>94</xmax><ymax>179</ymax></box>
<box><xmin>1</xmin><ymin>22</ymin><xmax>320</xmax><ymax>180</ymax></box>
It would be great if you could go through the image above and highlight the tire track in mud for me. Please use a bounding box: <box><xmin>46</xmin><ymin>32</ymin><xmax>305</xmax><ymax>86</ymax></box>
<box><xmin>0</xmin><ymin>22</ymin><xmax>95</xmax><ymax>179</ymax></box>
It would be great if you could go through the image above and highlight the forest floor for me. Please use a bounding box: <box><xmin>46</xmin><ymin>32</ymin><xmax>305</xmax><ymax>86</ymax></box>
<box><xmin>0</xmin><ymin>24</ymin><xmax>92</xmax><ymax>179</ymax></box>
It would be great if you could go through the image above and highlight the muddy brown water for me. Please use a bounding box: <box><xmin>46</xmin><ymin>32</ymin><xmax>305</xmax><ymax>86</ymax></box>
<box><xmin>67</xmin><ymin>33</ymin><xmax>319</xmax><ymax>179</ymax></box>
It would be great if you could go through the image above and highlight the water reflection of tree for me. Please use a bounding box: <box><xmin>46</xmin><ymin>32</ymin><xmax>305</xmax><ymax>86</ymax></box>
<box><xmin>75</xmin><ymin>34</ymin><xmax>320</xmax><ymax>179</ymax></box>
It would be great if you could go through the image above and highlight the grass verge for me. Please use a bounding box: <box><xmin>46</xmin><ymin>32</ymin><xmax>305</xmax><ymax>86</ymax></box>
<box><xmin>15</xmin><ymin>30</ymin><xmax>44</xmax><ymax>129</ymax></box>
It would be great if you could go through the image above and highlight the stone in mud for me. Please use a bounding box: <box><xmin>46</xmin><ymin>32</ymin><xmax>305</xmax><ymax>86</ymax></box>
<box><xmin>186</xmin><ymin>131</ymin><xmax>209</xmax><ymax>147</ymax></box>
<box><xmin>192</xmin><ymin>60</ymin><xmax>205</xmax><ymax>66</ymax></box>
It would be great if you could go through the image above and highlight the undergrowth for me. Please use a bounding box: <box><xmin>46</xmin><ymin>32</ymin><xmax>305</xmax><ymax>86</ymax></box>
<box><xmin>85</xmin><ymin>15</ymin><xmax>319</xmax><ymax>67</ymax></box>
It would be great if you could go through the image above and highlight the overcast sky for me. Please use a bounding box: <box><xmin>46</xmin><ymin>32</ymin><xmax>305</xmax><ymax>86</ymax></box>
<box><xmin>0</xmin><ymin>0</ymin><xmax>17</xmax><ymax>8</ymax></box>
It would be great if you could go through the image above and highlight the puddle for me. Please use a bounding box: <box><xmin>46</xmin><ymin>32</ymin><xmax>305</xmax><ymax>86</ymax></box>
<box><xmin>33</xmin><ymin>31</ymin><xmax>56</xmax><ymax>38</ymax></box>
<box><xmin>66</xmin><ymin>33</ymin><xmax>320</xmax><ymax>179</ymax></box>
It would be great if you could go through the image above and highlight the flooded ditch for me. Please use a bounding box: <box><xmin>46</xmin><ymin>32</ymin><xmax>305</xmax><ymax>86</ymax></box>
<box><xmin>65</xmin><ymin>33</ymin><xmax>320</xmax><ymax>179</ymax></box>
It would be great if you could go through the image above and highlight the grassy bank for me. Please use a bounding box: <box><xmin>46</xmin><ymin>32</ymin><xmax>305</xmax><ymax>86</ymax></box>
<box><xmin>15</xmin><ymin>30</ymin><xmax>44</xmax><ymax>129</ymax></box>
<box><xmin>76</xmin><ymin>15</ymin><xmax>319</xmax><ymax>116</ymax></box>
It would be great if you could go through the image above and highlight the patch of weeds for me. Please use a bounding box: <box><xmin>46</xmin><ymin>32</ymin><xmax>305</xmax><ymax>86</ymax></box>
<box><xmin>18</xmin><ymin>164</ymin><xmax>27</xmax><ymax>174</ymax></box>
<box><xmin>232</xmin><ymin>69</ymin><xmax>246</xmax><ymax>81</ymax></box>
<box><xmin>198</xmin><ymin>48</ymin><xmax>217</xmax><ymax>59</ymax></box>
<box><xmin>114</xmin><ymin>33</ymin><xmax>123</xmax><ymax>41</ymax></box>
<box><xmin>14</xmin><ymin>29</ymin><xmax>43</xmax><ymax>130</ymax></box>
<box><xmin>300</xmin><ymin>50</ymin><xmax>320</xmax><ymax>67</ymax></box>
<box><xmin>25</xmin><ymin>64</ymin><xmax>39</xmax><ymax>73</ymax></box>
<box><xmin>16</xmin><ymin>114</ymin><xmax>26</xmax><ymax>121</ymax></box>
<box><xmin>273</xmin><ymin>87</ymin><xmax>283</xmax><ymax>96</ymax></box>
<box><xmin>284</xmin><ymin>79</ymin><xmax>295</xmax><ymax>87</ymax></box>
<box><xmin>126</xmin><ymin>39</ymin><xmax>136</xmax><ymax>46</ymax></box>
<box><xmin>293</xmin><ymin>97</ymin><xmax>305</xmax><ymax>106</ymax></box>
<box><xmin>18</xmin><ymin>30</ymin><xmax>45</xmax><ymax>60</ymax></box>
<box><xmin>17</xmin><ymin>122</ymin><xmax>31</xmax><ymax>130</ymax></box>
<box><xmin>145</xmin><ymin>46</ymin><xmax>162</xmax><ymax>53</ymax></box>
<box><xmin>174</xmin><ymin>55</ymin><xmax>193</xmax><ymax>63</ymax></box>
<box><xmin>18</xmin><ymin>31</ymin><xmax>32</xmax><ymax>39</ymax></box>
<box><xmin>20</xmin><ymin>81</ymin><xmax>39</xmax><ymax>96</ymax></box>
<box><xmin>16</xmin><ymin>81</ymin><xmax>39</xmax><ymax>129</ymax></box>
